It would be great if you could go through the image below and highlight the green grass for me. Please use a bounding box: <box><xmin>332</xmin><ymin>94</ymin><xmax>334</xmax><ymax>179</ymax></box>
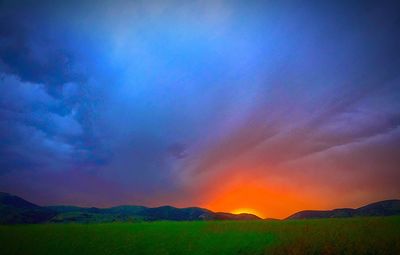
<box><xmin>1</xmin><ymin>216</ymin><xmax>399</xmax><ymax>255</ymax></box>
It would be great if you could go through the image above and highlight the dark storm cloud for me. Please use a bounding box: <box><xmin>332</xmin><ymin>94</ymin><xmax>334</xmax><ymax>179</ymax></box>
<box><xmin>0</xmin><ymin>75</ymin><xmax>81</xmax><ymax>173</ymax></box>
<box><xmin>0</xmin><ymin>14</ymin><xmax>85</xmax><ymax>95</ymax></box>
<box><xmin>0</xmin><ymin>0</ymin><xmax>115</xmax><ymax>177</ymax></box>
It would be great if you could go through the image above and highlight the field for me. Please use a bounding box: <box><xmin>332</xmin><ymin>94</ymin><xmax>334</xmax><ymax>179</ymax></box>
<box><xmin>1</xmin><ymin>216</ymin><xmax>399</xmax><ymax>255</ymax></box>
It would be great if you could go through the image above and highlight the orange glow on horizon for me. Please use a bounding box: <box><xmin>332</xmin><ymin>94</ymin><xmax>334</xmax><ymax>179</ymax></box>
<box><xmin>231</xmin><ymin>208</ymin><xmax>263</xmax><ymax>218</ymax></box>
<box><xmin>203</xmin><ymin>175</ymin><xmax>320</xmax><ymax>219</ymax></box>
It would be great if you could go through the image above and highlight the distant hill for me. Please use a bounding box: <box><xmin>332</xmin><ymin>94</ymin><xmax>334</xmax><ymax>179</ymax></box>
<box><xmin>287</xmin><ymin>200</ymin><xmax>400</xmax><ymax>220</ymax></box>
<box><xmin>47</xmin><ymin>205</ymin><xmax>261</xmax><ymax>223</ymax></box>
<box><xmin>212</xmin><ymin>212</ymin><xmax>261</xmax><ymax>221</ymax></box>
<box><xmin>0</xmin><ymin>192</ymin><xmax>261</xmax><ymax>224</ymax></box>
<box><xmin>0</xmin><ymin>192</ymin><xmax>56</xmax><ymax>224</ymax></box>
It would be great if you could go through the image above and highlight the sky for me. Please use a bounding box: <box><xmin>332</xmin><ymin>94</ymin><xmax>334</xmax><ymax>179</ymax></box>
<box><xmin>0</xmin><ymin>0</ymin><xmax>400</xmax><ymax>219</ymax></box>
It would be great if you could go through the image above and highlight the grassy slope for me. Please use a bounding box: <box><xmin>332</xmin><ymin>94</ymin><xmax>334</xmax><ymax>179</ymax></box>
<box><xmin>0</xmin><ymin>216</ymin><xmax>399</xmax><ymax>255</ymax></box>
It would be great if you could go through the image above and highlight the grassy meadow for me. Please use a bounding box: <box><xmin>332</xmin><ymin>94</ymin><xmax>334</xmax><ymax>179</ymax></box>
<box><xmin>1</xmin><ymin>216</ymin><xmax>399</xmax><ymax>255</ymax></box>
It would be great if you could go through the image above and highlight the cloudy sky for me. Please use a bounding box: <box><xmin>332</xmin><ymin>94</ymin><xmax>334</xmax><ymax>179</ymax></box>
<box><xmin>0</xmin><ymin>0</ymin><xmax>399</xmax><ymax>218</ymax></box>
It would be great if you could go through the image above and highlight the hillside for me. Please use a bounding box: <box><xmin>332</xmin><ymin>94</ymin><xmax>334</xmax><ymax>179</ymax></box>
<box><xmin>0</xmin><ymin>193</ymin><xmax>260</xmax><ymax>224</ymax></box>
<box><xmin>3</xmin><ymin>192</ymin><xmax>399</xmax><ymax>223</ymax></box>
<box><xmin>0</xmin><ymin>192</ymin><xmax>56</xmax><ymax>224</ymax></box>
<box><xmin>287</xmin><ymin>199</ymin><xmax>400</xmax><ymax>219</ymax></box>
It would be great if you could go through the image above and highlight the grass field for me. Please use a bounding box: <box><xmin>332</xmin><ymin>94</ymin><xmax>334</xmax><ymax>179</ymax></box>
<box><xmin>1</xmin><ymin>216</ymin><xmax>399</xmax><ymax>255</ymax></box>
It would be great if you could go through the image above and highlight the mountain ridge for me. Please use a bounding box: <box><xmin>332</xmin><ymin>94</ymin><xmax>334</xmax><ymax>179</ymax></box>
<box><xmin>286</xmin><ymin>199</ymin><xmax>400</xmax><ymax>220</ymax></box>
<box><xmin>0</xmin><ymin>192</ymin><xmax>56</xmax><ymax>224</ymax></box>
<box><xmin>0</xmin><ymin>192</ymin><xmax>261</xmax><ymax>224</ymax></box>
<box><xmin>2</xmin><ymin>192</ymin><xmax>400</xmax><ymax>224</ymax></box>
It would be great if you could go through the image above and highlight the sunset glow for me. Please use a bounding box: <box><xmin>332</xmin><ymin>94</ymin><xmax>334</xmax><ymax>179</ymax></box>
<box><xmin>231</xmin><ymin>208</ymin><xmax>262</xmax><ymax>218</ymax></box>
<box><xmin>202</xmin><ymin>175</ymin><xmax>319</xmax><ymax>219</ymax></box>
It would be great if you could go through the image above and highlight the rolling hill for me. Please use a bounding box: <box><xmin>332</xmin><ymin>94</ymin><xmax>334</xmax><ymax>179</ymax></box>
<box><xmin>0</xmin><ymin>192</ymin><xmax>260</xmax><ymax>224</ymax></box>
<box><xmin>2</xmin><ymin>192</ymin><xmax>399</xmax><ymax>224</ymax></box>
<box><xmin>0</xmin><ymin>192</ymin><xmax>56</xmax><ymax>224</ymax></box>
<box><xmin>286</xmin><ymin>199</ymin><xmax>400</xmax><ymax>219</ymax></box>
